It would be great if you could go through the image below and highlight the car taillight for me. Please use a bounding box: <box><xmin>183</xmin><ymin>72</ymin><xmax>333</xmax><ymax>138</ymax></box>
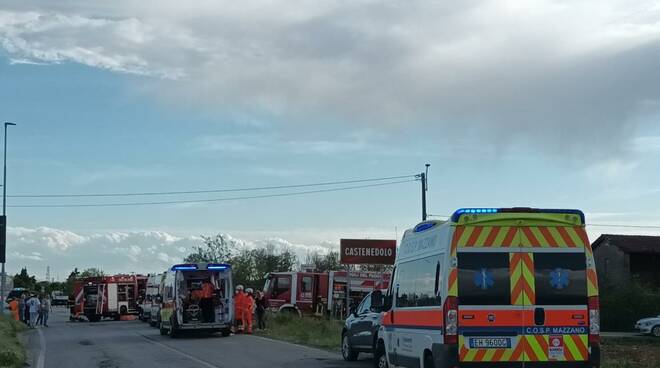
<box><xmin>444</xmin><ymin>296</ymin><xmax>458</xmax><ymax>344</ymax></box>
<box><xmin>588</xmin><ymin>296</ymin><xmax>600</xmax><ymax>344</ymax></box>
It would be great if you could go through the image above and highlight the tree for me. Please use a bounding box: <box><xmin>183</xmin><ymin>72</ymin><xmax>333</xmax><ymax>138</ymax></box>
<box><xmin>64</xmin><ymin>268</ymin><xmax>80</xmax><ymax>295</ymax></box>
<box><xmin>184</xmin><ymin>234</ymin><xmax>235</xmax><ymax>263</ymax></box>
<box><xmin>229</xmin><ymin>243</ymin><xmax>298</xmax><ymax>291</ymax></box>
<box><xmin>79</xmin><ymin>268</ymin><xmax>104</xmax><ymax>278</ymax></box>
<box><xmin>305</xmin><ymin>251</ymin><xmax>341</xmax><ymax>272</ymax></box>
<box><xmin>13</xmin><ymin>268</ymin><xmax>37</xmax><ymax>290</ymax></box>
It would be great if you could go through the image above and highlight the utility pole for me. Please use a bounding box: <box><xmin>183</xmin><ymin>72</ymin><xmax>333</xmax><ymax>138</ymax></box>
<box><xmin>1</xmin><ymin>122</ymin><xmax>16</xmax><ymax>310</ymax></box>
<box><xmin>418</xmin><ymin>164</ymin><xmax>430</xmax><ymax>221</ymax></box>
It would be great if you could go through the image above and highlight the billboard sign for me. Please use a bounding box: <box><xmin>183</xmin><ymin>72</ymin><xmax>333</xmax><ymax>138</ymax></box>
<box><xmin>340</xmin><ymin>239</ymin><xmax>396</xmax><ymax>265</ymax></box>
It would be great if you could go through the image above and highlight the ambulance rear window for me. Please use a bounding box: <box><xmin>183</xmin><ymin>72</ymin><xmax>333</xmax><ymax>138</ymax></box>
<box><xmin>534</xmin><ymin>253</ymin><xmax>587</xmax><ymax>305</ymax></box>
<box><xmin>457</xmin><ymin>253</ymin><xmax>511</xmax><ymax>305</ymax></box>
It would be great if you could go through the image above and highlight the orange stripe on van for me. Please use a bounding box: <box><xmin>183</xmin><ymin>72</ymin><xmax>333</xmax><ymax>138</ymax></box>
<box><xmin>391</xmin><ymin>309</ymin><xmax>443</xmax><ymax>328</ymax></box>
<box><xmin>521</xmin><ymin>227</ymin><xmax>541</xmax><ymax>247</ymax></box>
<box><xmin>538</xmin><ymin>227</ymin><xmax>559</xmax><ymax>247</ymax></box>
<box><xmin>465</xmin><ymin>226</ymin><xmax>483</xmax><ymax>246</ymax></box>
<box><xmin>556</xmin><ymin>227</ymin><xmax>577</xmax><ymax>247</ymax></box>
<box><xmin>574</xmin><ymin>227</ymin><xmax>590</xmax><ymax>247</ymax></box>
<box><xmin>451</xmin><ymin>226</ymin><xmax>465</xmax><ymax>255</ymax></box>
<box><xmin>483</xmin><ymin>226</ymin><xmax>501</xmax><ymax>246</ymax></box>
<box><xmin>502</xmin><ymin>227</ymin><xmax>517</xmax><ymax>247</ymax></box>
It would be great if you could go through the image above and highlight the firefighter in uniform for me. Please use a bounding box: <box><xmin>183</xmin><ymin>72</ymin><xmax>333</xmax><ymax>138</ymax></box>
<box><xmin>234</xmin><ymin>285</ymin><xmax>246</xmax><ymax>333</ymax></box>
<box><xmin>244</xmin><ymin>288</ymin><xmax>255</xmax><ymax>334</ymax></box>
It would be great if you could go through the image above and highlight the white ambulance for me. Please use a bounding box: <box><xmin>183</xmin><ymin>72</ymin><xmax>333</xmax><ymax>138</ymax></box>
<box><xmin>373</xmin><ymin>208</ymin><xmax>600</xmax><ymax>368</ymax></box>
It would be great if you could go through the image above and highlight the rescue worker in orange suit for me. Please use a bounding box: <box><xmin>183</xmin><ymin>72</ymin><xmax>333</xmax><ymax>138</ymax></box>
<box><xmin>234</xmin><ymin>285</ymin><xmax>245</xmax><ymax>333</ymax></box>
<box><xmin>244</xmin><ymin>288</ymin><xmax>255</xmax><ymax>334</ymax></box>
<box><xmin>200</xmin><ymin>279</ymin><xmax>215</xmax><ymax>322</ymax></box>
<box><xmin>8</xmin><ymin>298</ymin><xmax>20</xmax><ymax>321</ymax></box>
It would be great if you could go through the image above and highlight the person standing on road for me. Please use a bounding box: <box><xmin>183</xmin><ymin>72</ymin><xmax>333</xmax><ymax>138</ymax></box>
<box><xmin>27</xmin><ymin>294</ymin><xmax>40</xmax><ymax>328</ymax></box>
<box><xmin>36</xmin><ymin>294</ymin><xmax>44</xmax><ymax>326</ymax></box>
<box><xmin>21</xmin><ymin>294</ymin><xmax>30</xmax><ymax>326</ymax></box>
<box><xmin>8</xmin><ymin>298</ymin><xmax>20</xmax><ymax>321</ymax></box>
<box><xmin>41</xmin><ymin>295</ymin><xmax>52</xmax><ymax>327</ymax></box>
<box><xmin>18</xmin><ymin>295</ymin><xmax>26</xmax><ymax>324</ymax></box>
<box><xmin>255</xmin><ymin>291</ymin><xmax>266</xmax><ymax>330</ymax></box>
<box><xmin>200</xmin><ymin>279</ymin><xmax>215</xmax><ymax>323</ymax></box>
<box><xmin>244</xmin><ymin>288</ymin><xmax>254</xmax><ymax>334</ymax></box>
<box><xmin>234</xmin><ymin>285</ymin><xmax>245</xmax><ymax>333</ymax></box>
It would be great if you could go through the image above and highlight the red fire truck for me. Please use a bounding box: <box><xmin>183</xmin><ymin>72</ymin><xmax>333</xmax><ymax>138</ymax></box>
<box><xmin>263</xmin><ymin>271</ymin><xmax>390</xmax><ymax>317</ymax></box>
<box><xmin>72</xmin><ymin>274</ymin><xmax>144</xmax><ymax>322</ymax></box>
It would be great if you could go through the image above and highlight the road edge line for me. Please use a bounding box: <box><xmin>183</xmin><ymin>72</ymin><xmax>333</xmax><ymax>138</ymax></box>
<box><xmin>36</xmin><ymin>328</ymin><xmax>46</xmax><ymax>368</ymax></box>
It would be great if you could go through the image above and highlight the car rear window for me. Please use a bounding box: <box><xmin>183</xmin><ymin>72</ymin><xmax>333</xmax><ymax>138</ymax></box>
<box><xmin>534</xmin><ymin>253</ymin><xmax>587</xmax><ymax>305</ymax></box>
<box><xmin>457</xmin><ymin>252</ymin><xmax>511</xmax><ymax>305</ymax></box>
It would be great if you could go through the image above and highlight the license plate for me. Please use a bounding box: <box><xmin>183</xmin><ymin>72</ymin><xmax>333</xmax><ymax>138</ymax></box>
<box><xmin>468</xmin><ymin>337</ymin><xmax>511</xmax><ymax>349</ymax></box>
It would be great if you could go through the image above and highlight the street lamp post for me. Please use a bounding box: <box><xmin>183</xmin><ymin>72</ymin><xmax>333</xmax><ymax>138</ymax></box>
<box><xmin>1</xmin><ymin>122</ymin><xmax>16</xmax><ymax>310</ymax></box>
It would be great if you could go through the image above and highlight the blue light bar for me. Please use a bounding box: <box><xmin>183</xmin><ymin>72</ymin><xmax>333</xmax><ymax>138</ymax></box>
<box><xmin>451</xmin><ymin>208</ymin><xmax>585</xmax><ymax>223</ymax></box>
<box><xmin>171</xmin><ymin>264</ymin><xmax>198</xmax><ymax>271</ymax></box>
<box><xmin>452</xmin><ymin>208</ymin><xmax>499</xmax><ymax>221</ymax></box>
<box><xmin>207</xmin><ymin>264</ymin><xmax>230</xmax><ymax>270</ymax></box>
<box><xmin>414</xmin><ymin>222</ymin><xmax>436</xmax><ymax>233</ymax></box>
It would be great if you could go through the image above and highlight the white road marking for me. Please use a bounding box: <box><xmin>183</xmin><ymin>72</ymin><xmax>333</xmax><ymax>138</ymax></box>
<box><xmin>36</xmin><ymin>328</ymin><xmax>46</xmax><ymax>368</ymax></box>
<box><xmin>137</xmin><ymin>334</ymin><xmax>222</xmax><ymax>368</ymax></box>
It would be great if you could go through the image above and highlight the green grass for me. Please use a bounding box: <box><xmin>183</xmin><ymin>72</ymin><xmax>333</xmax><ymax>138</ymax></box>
<box><xmin>0</xmin><ymin>314</ymin><xmax>26</xmax><ymax>368</ymax></box>
<box><xmin>601</xmin><ymin>336</ymin><xmax>660</xmax><ymax>368</ymax></box>
<box><xmin>254</xmin><ymin>313</ymin><xmax>343</xmax><ymax>351</ymax></box>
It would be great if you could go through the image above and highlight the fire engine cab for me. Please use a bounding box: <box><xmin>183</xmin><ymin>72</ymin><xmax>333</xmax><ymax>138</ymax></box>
<box><xmin>264</xmin><ymin>271</ymin><xmax>389</xmax><ymax>317</ymax></box>
<box><xmin>373</xmin><ymin>208</ymin><xmax>600</xmax><ymax>368</ymax></box>
<box><xmin>75</xmin><ymin>274</ymin><xmax>142</xmax><ymax>322</ymax></box>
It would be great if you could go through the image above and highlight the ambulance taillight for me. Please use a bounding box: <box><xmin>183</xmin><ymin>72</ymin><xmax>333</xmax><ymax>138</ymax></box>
<box><xmin>588</xmin><ymin>296</ymin><xmax>600</xmax><ymax>344</ymax></box>
<box><xmin>443</xmin><ymin>296</ymin><xmax>458</xmax><ymax>344</ymax></box>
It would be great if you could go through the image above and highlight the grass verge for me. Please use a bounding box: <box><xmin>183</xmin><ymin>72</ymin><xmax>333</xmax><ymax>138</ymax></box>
<box><xmin>602</xmin><ymin>336</ymin><xmax>660</xmax><ymax>368</ymax></box>
<box><xmin>254</xmin><ymin>313</ymin><xmax>343</xmax><ymax>351</ymax></box>
<box><xmin>0</xmin><ymin>314</ymin><xmax>26</xmax><ymax>368</ymax></box>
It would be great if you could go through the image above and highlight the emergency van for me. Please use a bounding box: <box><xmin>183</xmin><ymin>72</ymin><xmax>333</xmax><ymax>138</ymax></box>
<box><xmin>159</xmin><ymin>263</ymin><xmax>233</xmax><ymax>337</ymax></box>
<box><xmin>373</xmin><ymin>208</ymin><xmax>600</xmax><ymax>368</ymax></box>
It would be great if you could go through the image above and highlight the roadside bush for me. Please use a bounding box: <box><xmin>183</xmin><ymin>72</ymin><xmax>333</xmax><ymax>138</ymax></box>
<box><xmin>600</xmin><ymin>279</ymin><xmax>660</xmax><ymax>332</ymax></box>
<box><xmin>256</xmin><ymin>312</ymin><xmax>343</xmax><ymax>350</ymax></box>
<box><xmin>0</xmin><ymin>315</ymin><xmax>26</xmax><ymax>368</ymax></box>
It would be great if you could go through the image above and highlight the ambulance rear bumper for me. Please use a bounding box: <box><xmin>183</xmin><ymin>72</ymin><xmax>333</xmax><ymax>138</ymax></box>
<box><xmin>178</xmin><ymin>323</ymin><xmax>230</xmax><ymax>330</ymax></box>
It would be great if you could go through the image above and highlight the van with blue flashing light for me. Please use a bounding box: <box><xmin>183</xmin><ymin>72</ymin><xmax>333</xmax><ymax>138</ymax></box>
<box><xmin>372</xmin><ymin>207</ymin><xmax>600</xmax><ymax>368</ymax></box>
<box><xmin>159</xmin><ymin>263</ymin><xmax>233</xmax><ymax>337</ymax></box>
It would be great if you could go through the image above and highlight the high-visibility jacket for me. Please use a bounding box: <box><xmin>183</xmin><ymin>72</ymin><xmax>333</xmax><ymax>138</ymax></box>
<box><xmin>201</xmin><ymin>282</ymin><xmax>214</xmax><ymax>298</ymax></box>
<box><xmin>234</xmin><ymin>291</ymin><xmax>246</xmax><ymax>318</ymax></box>
<box><xmin>9</xmin><ymin>300</ymin><xmax>19</xmax><ymax>321</ymax></box>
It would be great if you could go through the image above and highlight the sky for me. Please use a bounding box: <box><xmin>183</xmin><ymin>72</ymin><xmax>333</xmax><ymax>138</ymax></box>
<box><xmin>1</xmin><ymin>0</ymin><xmax>660</xmax><ymax>279</ymax></box>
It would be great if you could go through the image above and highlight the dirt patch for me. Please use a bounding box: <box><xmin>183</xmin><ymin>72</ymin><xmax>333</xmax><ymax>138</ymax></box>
<box><xmin>602</xmin><ymin>336</ymin><xmax>660</xmax><ymax>368</ymax></box>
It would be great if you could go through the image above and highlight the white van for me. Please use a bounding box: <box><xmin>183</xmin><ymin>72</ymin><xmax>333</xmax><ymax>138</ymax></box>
<box><xmin>373</xmin><ymin>208</ymin><xmax>600</xmax><ymax>368</ymax></box>
<box><xmin>160</xmin><ymin>263</ymin><xmax>234</xmax><ymax>337</ymax></box>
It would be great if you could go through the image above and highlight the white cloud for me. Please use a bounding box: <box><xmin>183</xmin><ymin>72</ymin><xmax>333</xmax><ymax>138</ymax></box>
<box><xmin>3</xmin><ymin>226</ymin><xmax>348</xmax><ymax>279</ymax></box>
<box><xmin>1</xmin><ymin>1</ymin><xmax>660</xmax><ymax>155</ymax></box>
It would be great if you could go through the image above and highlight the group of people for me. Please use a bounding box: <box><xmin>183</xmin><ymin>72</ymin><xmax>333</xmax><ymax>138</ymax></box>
<box><xmin>233</xmin><ymin>285</ymin><xmax>266</xmax><ymax>334</ymax></box>
<box><xmin>5</xmin><ymin>294</ymin><xmax>52</xmax><ymax>328</ymax></box>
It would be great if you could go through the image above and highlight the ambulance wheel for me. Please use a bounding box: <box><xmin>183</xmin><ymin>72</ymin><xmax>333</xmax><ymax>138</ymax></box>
<box><xmin>424</xmin><ymin>352</ymin><xmax>434</xmax><ymax>368</ymax></box>
<box><xmin>653</xmin><ymin>326</ymin><xmax>660</xmax><ymax>337</ymax></box>
<box><xmin>342</xmin><ymin>334</ymin><xmax>358</xmax><ymax>361</ymax></box>
<box><xmin>221</xmin><ymin>328</ymin><xmax>231</xmax><ymax>337</ymax></box>
<box><xmin>374</xmin><ymin>341</ymin><xmax>388</xmax><ymax>368</ymax></box>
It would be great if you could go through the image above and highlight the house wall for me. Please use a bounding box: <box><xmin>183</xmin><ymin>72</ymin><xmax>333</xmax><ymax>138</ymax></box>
<box><xmin>594</xmin><ymin>240</ymin><xmax>630</xmax><ymax>287</ymax></box>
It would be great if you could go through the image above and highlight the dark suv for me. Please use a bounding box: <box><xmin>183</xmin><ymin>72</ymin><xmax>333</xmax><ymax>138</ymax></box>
<box><xmin>341</xmin><ymin>291</ymin><xmax>383</xmax><ymax>362</ymax></box>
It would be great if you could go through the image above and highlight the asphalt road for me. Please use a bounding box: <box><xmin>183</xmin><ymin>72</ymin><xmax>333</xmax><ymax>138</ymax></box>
<box><xmin>23</xmin><ymin>308</ymin><xmax>373</xmax><ymax>368</ymax></box>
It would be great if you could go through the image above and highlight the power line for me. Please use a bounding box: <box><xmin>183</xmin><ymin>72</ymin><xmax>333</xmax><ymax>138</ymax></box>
<box><xmin>8</xmin><ymin>179</ymin><xmax>417</xmax><ymax>208</ymax></box>
<box><xmin>8</xmin><ymin>174</ymin><xmax>417</xmax><ymax>198</ymax></box>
